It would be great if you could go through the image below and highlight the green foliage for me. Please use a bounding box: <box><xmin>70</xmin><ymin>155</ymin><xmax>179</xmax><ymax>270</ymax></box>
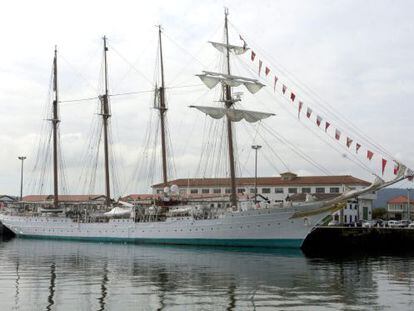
<box><xmin>372</xmin><ymin>207</ymin><xmax>387</xmax><ymax>219</ymax></box>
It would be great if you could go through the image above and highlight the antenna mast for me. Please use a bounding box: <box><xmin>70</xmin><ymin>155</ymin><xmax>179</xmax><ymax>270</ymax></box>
<box><xmin>100</xmin><ymin>36</ymin><xmax>111</xmax><ymax>207</ymax></box>
<box><xmin>224</xmin><ymin>8</ymin><xmax>237</xmax><ymax>207</ymax></box>
<box><xmin>158</xmin><ymin>26</ymin><xmax>168</xmax><ymax>185</ymax></box>
<box><xmin>52</xmin><ymin>46</ymin><xmax>59</xmax><ymax>209</ymax></box>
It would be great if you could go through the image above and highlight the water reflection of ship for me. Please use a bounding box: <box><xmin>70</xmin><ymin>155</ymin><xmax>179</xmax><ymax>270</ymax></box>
<box><xmin>7</xmin><ymin>239</ymin><xmax>414</xmax><ymax>310</ymax></box>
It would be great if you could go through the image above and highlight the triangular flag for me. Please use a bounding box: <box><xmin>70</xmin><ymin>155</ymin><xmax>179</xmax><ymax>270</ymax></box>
<box><xmin>306</xmin><ymin>107</ymin><xmax>312</xmax><ymax>118</ymax></box>
<box><xmin>367</xmin><ymin>150</ymin><xmax>374</xmax><ymax>160</ymax></box>
<box><xmin>282</xmin><ymin>84</ymin><xmax>287</xmax><ymax>94</ymax></box>
<box><xmin>290</xmin><ymin>92</ymin><xmax>296</xmax><ymax>102</ymax></box>
<box><xmin>356</xmin><ymin>143</ymin><xmax>361</xmax><ymax>153</ymax></box>
<box><xmin>265</xmin><ymin>67</ymin><xmax>270</xmax><ymax>76</ymax></box>
<box><xmin>335</xmin><ymin>129</ymin><xmax>341</xmax><ymax>140</ymax></box>
<box><xmin>273</xmin><ymin>76</ymin><xmax>278</xmax><ymax>92</ymax></box>
<box><xmin>393</xmin><ymin>162</ymin><xmax>400</xmax><ymax>175</ymax></box>
<box><xmin>251</xmin><ymin>51</ymin><xmax>256</xmax><ymax>61</ymax></box>
<box><xmin>258</xmin><ymin>60</ymin><xmax>263</xmax><ymax>76</ymax></box>
<box><xmin>298</xmin><ymin>101</ymin><xmax>303</xmax><ymax>119</ymax></box>
<box><xmin>325</xmin><ymin>122</ymin><xmax>330</xmax><ymax>132</ymax></box>
<box><xmin>316</xmin><ymin>115</ymin><xmax>322</xmax><ymax>126</ymax></box>
<box><xmin>346</xmin><ymin>137</ymin><xmax>353</xmax><ymax>148</ymax></box>
<box><xmin>382</xmin><ymin>158</ymin><xmax>387</xmax><ymax>175</ymax></box>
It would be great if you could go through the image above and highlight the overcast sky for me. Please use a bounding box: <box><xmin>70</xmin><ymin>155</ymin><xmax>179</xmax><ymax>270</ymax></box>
<box><xmin>1</xmin><ymin>0</ymin><xmax>413</xmax><ymax>196</ymax></box>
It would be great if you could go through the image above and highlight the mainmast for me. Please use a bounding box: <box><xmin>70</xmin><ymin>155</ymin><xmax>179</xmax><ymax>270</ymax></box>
<box><xmin>100</xmin><ymin>36</ymin><xmax>111</xmax><ymax>207</ymax></box>
<box><xmin>52</xmin><ymin>46</ymin><xmax>59</xmax><ymax>209</ymax></box>
<box><xmin>223</xmin><ymin>8</ymin><xmax>237</xmax><ymax>207</ymax></box>
<box><xmin>157</xmin><ymin>26</ymin><xmax>168</xmax><ymax>185</ymax></box>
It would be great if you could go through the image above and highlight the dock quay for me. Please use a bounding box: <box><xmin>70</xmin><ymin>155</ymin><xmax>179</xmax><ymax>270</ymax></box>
<box><xmin>302</xmin><ymin>226</ymin><xmax>414</xmax><ymax>255</ymax></box>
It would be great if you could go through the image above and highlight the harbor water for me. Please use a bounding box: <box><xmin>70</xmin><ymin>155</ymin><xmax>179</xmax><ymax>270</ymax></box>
<box><xmin>0</xmin><ymin>238</ymin><xmax>413</xmax><ymax>310</ymax></box>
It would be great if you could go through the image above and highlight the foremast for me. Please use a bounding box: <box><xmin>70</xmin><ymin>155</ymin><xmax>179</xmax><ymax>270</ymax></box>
<box><xmin>100</xmin><ymin>36</ymin><xmax>112</xmax><ymax>208</ymax></box>
<box><xmin>51</xmin><ymin>46</ymin><xmax>59</xmax><ymax>209</ymax></box>
<box><xmin>223</xmin><ymin>9</ymin><xmax>237</xmax><ymax>207</ymax></box>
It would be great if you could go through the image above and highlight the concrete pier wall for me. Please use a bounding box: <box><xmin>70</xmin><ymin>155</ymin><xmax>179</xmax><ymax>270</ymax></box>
<box><xmin>302</xmin><ymin>226</ymin><xmax>414</xmax><ymax>255</ymax></box>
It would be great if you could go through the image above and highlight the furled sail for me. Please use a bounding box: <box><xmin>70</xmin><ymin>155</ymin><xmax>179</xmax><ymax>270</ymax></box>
<box><xmin>104</xmin><ymin>206</ymin><xmax>132</xmax><ymax>217</ymax></box>
<box><xmin>209</xmin><ymin>41</ymin><xmax>248</xmax><ymax>55</ymax></box>
<box><xmin>197</xmin><ymin>71</ymin><xmax>265</xmax><ymax>94</ymax></box>
<box><xmin>190</xmin><ymin>105</ymin><xmax>274</xmax><ymax>123</ymax></box>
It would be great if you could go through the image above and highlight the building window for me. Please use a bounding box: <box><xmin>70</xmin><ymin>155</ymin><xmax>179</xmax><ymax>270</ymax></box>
<box><xmin>201</xmin><ymin>189</ymin><xmax>210</xmax><ymax>194</ymax></box>
<box><xmin>237</xmin><ymin>188</ymin><xmax>245</xmax><ymax>193</ymax></box>
<box><xmin>288</xmin><ymin>188</ymin><xmax>297</xmax><ymax>194</ymax></box>
<box><xmin>330</xmin><ymin>187</ymin><xmax>340</xmax><ymax>193</ymax></box>
<box><xmin>250</xmin><ymin>188</ymin><xmax>255</xmax><ymax>194</ymax></box>
<box><xmin>225</xmin><ymin>188</ymin><xmax>231</xmax><ymax>194</ymax></box>
<box><xmin>213</xmin><ymin>188</ymin><xmax>221</xmax><ymax>194</ymax></box>
<box><xmin>275</xmin><ymin>188</ymin><xmax>284</xmax><ymax>193</ymax></box>
<box><xmin>190</xmin><ymin>189</ymin><xmax>198</xmax><ymax>194</ymax></box>
<box><xmin>301</xmin><ymin>188</ymin><xmax>311</xmax><ymax>194</ymax></box>
<box><xmin>262</xmin><ymin>188</ymin><xmax>271</xmax><ymax>194</ymax></box>
<box><xmin>156</xmin><ymin>189</ymin><xmax>163</xmax><ymax>194</ymax></box>
<box><xmin>316</xmin><ymin>187</ymin><xmax>325</xmax><ymax>193</ymax></box>
<box><xmin>344</xmin><ymin>215</ymin><xmax>347</xmax><ymax>223</ymax></box>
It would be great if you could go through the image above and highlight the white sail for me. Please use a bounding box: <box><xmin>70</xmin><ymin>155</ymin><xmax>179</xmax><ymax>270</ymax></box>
<box><xmin>209</xmin><ymin>41</ymin><xmax>248</xmax><ymax>55</ymax></box>
<box><xmin>197</xmin><ymin>71</ymin><xmax>265</xmax><ymax>94</ymax></box>
<box><xmin>190</xmin><ymin>105</ymin><xmax>274</xmax><ymax>123</ymax></box>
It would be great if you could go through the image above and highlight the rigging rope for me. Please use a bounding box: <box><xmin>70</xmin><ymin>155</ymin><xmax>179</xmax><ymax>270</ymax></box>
<box><xmin>230</xmin><ymin>21</ymin><xmax>399</xmax><ymax>168</ymax></box>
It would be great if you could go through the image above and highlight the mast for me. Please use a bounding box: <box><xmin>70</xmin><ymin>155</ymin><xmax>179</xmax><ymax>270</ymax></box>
<box><xmin>158</xmin><ymin>26</ymin><xmax>168</xmax><ymax>185</ymax></box>
<box><xmin>100</xmin><ymin>36</ymin><xmax>111</xmax><ymax>207</ymax></box>
<box><xmin>223</xmin><ymin>8</ymin><xmax>237</xmax><ymax>207</ymax></box>
<box><xmin>52</xmin><ymin>46</ymin><xmax>59</xmax><ymax>209</ymax></box>
<box><xmin>193</xmin><ymin>9</ymin><xmax>269</xmax><ymax>207</ymax></box>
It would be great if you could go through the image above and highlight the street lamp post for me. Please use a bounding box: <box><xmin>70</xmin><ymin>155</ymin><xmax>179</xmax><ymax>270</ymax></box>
<box><xmin>407</xmin><ymin>188</ymin><xmax>411</xmax><ymax>221</ymax></box>
<box><xmin>18</xmin><ymin>156</ymin><xmax>27</xmax><ymax>201</ymax></box>
<box><xmin>251</xmin><ymin>145</ymin><xmax>262</xmax><ymax>204</ymax></box>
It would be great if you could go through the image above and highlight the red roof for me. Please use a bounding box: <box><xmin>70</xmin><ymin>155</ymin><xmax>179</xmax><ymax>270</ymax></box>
<box><xmin>121</xmin><ymin>193</ymin><xmax>248</xmax><ymax>201</ymax></box>
<box><xmin>387</xmin><ymin>195</ymin><xmax>414</xmax><ymax>205</ymax></box>
<box><xmin>152</xmin><ymin>175</ymin><xmax>370</xmax><ymax>188</ymax></box>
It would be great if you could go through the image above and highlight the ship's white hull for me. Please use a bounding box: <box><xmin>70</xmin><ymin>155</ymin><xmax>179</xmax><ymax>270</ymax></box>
<box><xmin>0</xmin><ymin>207</ymin><xmax>330</xmax><ymax>248</ymax></box>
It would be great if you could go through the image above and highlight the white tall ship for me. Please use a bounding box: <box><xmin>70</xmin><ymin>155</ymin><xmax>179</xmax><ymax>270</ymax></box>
<box><xmin>0</xmin><ymin>10</ymin><xmax>410</xmax><ymax>248</ymax></box>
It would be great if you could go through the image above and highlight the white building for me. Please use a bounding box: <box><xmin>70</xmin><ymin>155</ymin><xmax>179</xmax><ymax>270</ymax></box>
<box><xmin>151</xmin><ymin>172</ymin><xmax>375</xmax><ymax>224</ymax></box>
